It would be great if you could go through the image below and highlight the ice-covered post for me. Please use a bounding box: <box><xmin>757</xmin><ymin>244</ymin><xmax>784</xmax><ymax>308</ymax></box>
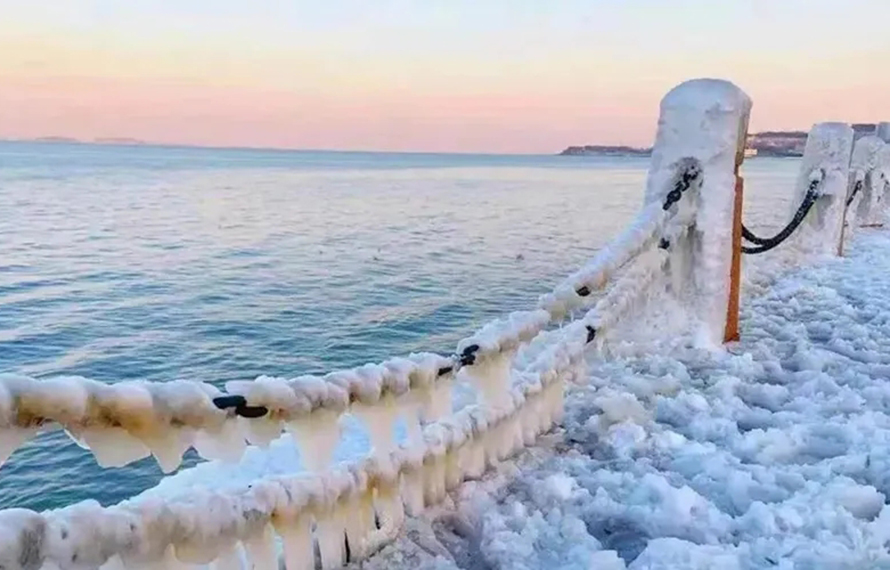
<box><xmin>790</xmin><ymin>123</ymin><xmax>853</xmax><ymax>256</ymax></box>
<box><xmin>646</xmin><ymin>78</ymin><xmax>751</xmax><ymax>346</ymax></box>
<box><xmin>876</xmin><ymin>122</ymin><xmax>890</xmax><ymax>143</ymax></box>
<box><xmin>865</xmin><ymin>144</ymin><xmax>890</xmax><ymax>227</ymax></box>
<box><xmin>843</xmin><ymin>136</ymin><xmax>885</xmax><ymax>241</ymax></box>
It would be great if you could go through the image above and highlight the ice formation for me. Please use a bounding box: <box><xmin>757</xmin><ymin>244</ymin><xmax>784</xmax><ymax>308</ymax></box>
<box><xmin>0</xmin><ymin>327</ymin><xmax>582</xmax><ymax>569</ymax></box>
<box><xmin>9</xmin><ymin>78</ymin><xmax>882</xmax><ymax>570</ymax></box>
<box><xmin>789</xmin><ymin>122</ymin><xmax>854</xmax><ymax>257</ymax></box>
<box><xmin>360</xmin><ymin>229</ymin><xmax>890</xmax><ymax>570</ymax></box>
<box><xmin>848</xmin><ymin>135</ymin><xmax>885</xmax><ymax>227</ymax></box>
<box><xmin>876</xmin><ymin>121</ymin><xmax>890</xmax><ymax>144</ymax></box>
<box><xmin>0</xmin><ymin>352</ymin><xmax>453</xmax><ymax>472</ymax></box>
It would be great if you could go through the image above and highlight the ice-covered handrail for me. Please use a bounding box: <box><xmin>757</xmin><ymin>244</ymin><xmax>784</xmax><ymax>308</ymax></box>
<box><xmin>0</xmin><ymin>352</ymin><xmax>454</xmax><ymax>473</ymax></box>
<box><xmin>0</xmin><ymin>336</ymin><xmax>585</xmax><ymax>570</ymax></box>
<box><xmin>539</xmin><ymin>158</ymin><xmax>702</xmax><ymax>320</ymax></box>
<box><xmin>581</xmin><ymin>247</ymin><xmax>671</xmax><ymax>338</ymax></box>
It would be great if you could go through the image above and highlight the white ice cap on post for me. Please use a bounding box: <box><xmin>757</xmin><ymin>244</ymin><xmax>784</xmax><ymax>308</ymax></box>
<box><xmin>645</xmin><ymin>78</ymin><xmax>751</xmax><ymax>348</ymax></box>
<box><xmin>876</xmin><ymin>122</ymin><xmax>890</xmax><ymax>143</ymax></box>
<box><xmin>849</xmin><ymin>136</ymin><xmax>886</xmax><ymax>226</ymax></box>
<box><xmin>791</xmin><ymin>122</ymin><xmax>853</xmax><ymax>256</ymax></box>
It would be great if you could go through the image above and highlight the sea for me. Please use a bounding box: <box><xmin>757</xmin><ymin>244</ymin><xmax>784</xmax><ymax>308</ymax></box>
<box><xmin>0</xmin><ymin>141</ymin><xmax>799</xmax><ymax>512</ymax></box>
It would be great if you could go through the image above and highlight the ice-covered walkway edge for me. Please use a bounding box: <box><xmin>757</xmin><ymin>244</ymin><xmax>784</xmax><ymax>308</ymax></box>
<box><xmin>362</xmin><ymin>229</ymin><xmax>890</xmax><ymax>570</ymax></box>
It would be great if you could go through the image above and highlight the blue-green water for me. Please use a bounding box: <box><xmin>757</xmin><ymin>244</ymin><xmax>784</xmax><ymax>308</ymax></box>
<box><xmin>0</xmin><ymin>142</ymin><xmax>798</xmax><ymax>511</ymax></box>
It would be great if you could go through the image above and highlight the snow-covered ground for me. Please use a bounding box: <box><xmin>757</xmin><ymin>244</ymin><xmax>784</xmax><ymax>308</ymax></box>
<box><xmin>358</xmin><ymin>229</ymin><xmax>890</xmax><ymax>570</ymax></box>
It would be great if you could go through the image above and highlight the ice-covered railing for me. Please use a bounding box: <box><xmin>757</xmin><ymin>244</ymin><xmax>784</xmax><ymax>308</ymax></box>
<box><xmin>0</xmin><ymin>339</ymin><xmax>586</xmax><ymax>570</ymax></box>
<box><xmin>0</xmin><ymin>78</ymin><xmax>759</xmax><ymax>570</ymax></box>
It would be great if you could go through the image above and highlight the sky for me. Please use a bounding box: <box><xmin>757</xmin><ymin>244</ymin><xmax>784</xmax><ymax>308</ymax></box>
<box><xmin>2</xmin><ymin>0</ymin><xmax>890</xmax><ymax>154</ymax></box>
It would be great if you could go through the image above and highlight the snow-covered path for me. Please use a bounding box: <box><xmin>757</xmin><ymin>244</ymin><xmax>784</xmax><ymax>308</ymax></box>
<box><xmin>359</xmin><ymin>229</ymin><xmax>890</xmax><ymax>570</ymax></box>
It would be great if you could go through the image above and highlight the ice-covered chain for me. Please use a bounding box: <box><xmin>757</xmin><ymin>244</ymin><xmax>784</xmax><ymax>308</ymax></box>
<box><xmin>0</xmin><ymin>339</ymin><xmax>584</xmax><ymax>570</ymax></box>
<box><xmin>581</xmin><ymin>247</ymin><xmax>671</xmax><ymax>339</ymax></box>
<box><xmin>538</xmin><ymin>158</ymin><xmax>702</xmax><ymax>320</ymax></box>
<box><xmin>0</xmin><ymin>352</ymin><xmax>453</xmax><ymax>473</ymax></box>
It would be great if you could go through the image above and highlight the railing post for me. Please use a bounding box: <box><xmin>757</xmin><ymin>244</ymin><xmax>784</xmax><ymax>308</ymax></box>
<box><xmin>877</xmin><ymin>122</ymin><xmax>890</xmax><ymax>143</ymax></box>
<box><xmin>791</xmin><ymin>123</ymin><xmax>854</xmax><ymax>256</ymax></box>
<box><xmin>845</xmin><ymin>136</ymin><xmax>885</xmax><ymax>235</ymax></box>
<box><xmin>646</xmin><ymin>78</ymin><xmax>751</xmax><ymax>347</ymax></box>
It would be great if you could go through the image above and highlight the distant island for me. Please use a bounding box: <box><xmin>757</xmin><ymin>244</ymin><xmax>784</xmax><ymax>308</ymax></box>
<box><xmin>562</xmin><ymin>123</ymin><xmax>879</xmax><ymax>158</ymax></box>
<box><xmin>559</xmin><ymin>145</ymin><xmax>651</xmax><ymax>157</ymax></box>
<box><xmin>93</xmin><ymin>137</ymin><xmax>147</xmax><ymax>145</ymax></box>
<box><xmin>32</xmin><ymin>136</ymin><xmax>80</xmax><ymax>144</ymax></box>
<box><xmin>22</xmin><ymin>136</ymin><xmax>147</xmax><ymax>145</ymax></box>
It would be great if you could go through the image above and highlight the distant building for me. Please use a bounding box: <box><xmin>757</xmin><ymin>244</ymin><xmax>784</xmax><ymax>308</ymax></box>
<box><xmin>746</xmin><ymin>131</ymin><xmax>807</xmax><ymax>157</ymax></box>
<box><xmin>745</xmin><ymin>124</ymin><xmax>876</xmax><ymax>157</ymax></box>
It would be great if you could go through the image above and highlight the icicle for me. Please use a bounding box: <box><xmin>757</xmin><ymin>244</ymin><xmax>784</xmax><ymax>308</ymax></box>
<box><xmin>352</xmin><ymin>396</ymin><xmax>399</xmax><ymax>456</ymax></box>
<box><xmin>286</xmin><ymin>409</ymin><xmax>341</xmax><ymax>472</ymax></box>
<box><xmin>315</xmin><ymin>505</ymin><xmax>346</xmax><ymax>570</ymax></box>
<box><xmin>142</xmin><ymin>429</ymin><xmax>194</xmax><ymax>474</ymax></box>
<box><xmin>128</xmin><ymin>545</ymin><xmax>197</xmax><ymax>570</ymax></box>
<box><xmin>242</xmin><ymin>524</ymin><xmax>278</xmax><ymax>570</ymax></box>
<box><xmin>0</xmin><ymin>425</ymin><xmax>38</xmax><ymax>466</ymax></box>
<box><xmin>193</xmin><ymin>419</ymin><xmax>248</xmax><ymax>463</ymax></box>
<box><xmin>461</xmin><ymin>437</ymin><xmax>486</xmax><ymax>479</ymax></box>
<box><xmin>75</xmin><ymin>427</ymin><xmax>151</xmax><ymax>468</ymax></box>
<box><xmin>402</xmin><ymin>402</ymin><xmax>423</xmax><ymax>448</ymax></box>
<box><xmin>422</xmin><ymin>455</ymin><xmax>447</xmax><ymax>506</ymax></box>
<box><xmin>342</xmin><ymin>490</ymin><xmax>375</xmax><ymax>561</ymax></box>
<box><xmin>400</xmin><ymin>466</ymin><xmax>425</xmax><ymax>516</ymax></box>
<box><xmin>463</xmin><ymin>350</ymin><xmax>514</xmax><ymax>410</ymax></box>
<box><xmin>210</xmin><ymin>543</ymin><xmax>244</xmax><ymax>570</ymax></box>
<box><xmin>506</xmin><ymin>413</ymin><xmax>524</xmax><ymax>456</ymax></box>
<box><xmin>444</xmin><ymin>450</ymin><xmax>462</xmax><ymax>490</ymax></box>
<box><xmin>244</xmin><ymin>417</ymin><xmax>284</xmax><ymax>448</ymax></box>
<box><xmin>162</xmin><ymin>545</ymin><xmax>200</xmax><ymax>570</ymax></box>
<box><xmin>99</xmin><ymin>555</ymin><xmax>127</xmax><ymax>570</ymax></box>
<box><xmin>481</xmin><ymin>422</ymin><xmax>501</xmax><ymax>467</ymax></box>
<box><xmin>417</xmin><ymin>379</ymin><xmax>453</xmax><ymax>424</ymax></box>
<box><xmin>373</xmin><ymin>480</ymin><xmax>404</xmax><ymax>534</ymax></box>
<box><xmin>276</xmin><ymin>516</ymin><xmax>313</xmax><ymax>570</ymax></box>
<box><xmin>520</xmin><ymin>393</ymin><xmax>542</xmax><ymax>445</ymax></box>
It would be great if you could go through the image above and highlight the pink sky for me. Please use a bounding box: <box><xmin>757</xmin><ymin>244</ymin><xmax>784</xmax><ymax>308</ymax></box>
<box><xmin>3</xmin><ymin>1</ymin><xmax>890</xmax><ymax>153</ymax></box>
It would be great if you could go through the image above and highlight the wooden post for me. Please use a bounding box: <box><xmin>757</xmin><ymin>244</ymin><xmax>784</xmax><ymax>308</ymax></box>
<box><xmin>724</xmin><ymin>176</ymin><xmax>743</xmax><ymax>342</ymax></box>
<box><xmin>838</xmin><ymin>208</ymin><xmax>849</xmax><ymax>256</ymax></box>
<box><xmin>723</xmin><ymin>113</ymin><xmax>749</xmax><ymax>343</ymax></box>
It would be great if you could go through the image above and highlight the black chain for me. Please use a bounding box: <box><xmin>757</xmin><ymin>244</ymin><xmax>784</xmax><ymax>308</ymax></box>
<box><xmin>741</xmin><ymin>172</ymin><xmax>823</xmax><ymax>255</ymax></box>
<box><xmin>663</xmin><ymin>160</ymin><xmax>702</xmax><ymax>211</ymax></box>
<box><xmin>846</xmin><ymin>179</ymin><xmax>863</xmax><ymax>208</ymax></box>
<box><xmin>212</xmin><ymin>395</ymin><xmax>270</xmax><ymax>418</ymax></box>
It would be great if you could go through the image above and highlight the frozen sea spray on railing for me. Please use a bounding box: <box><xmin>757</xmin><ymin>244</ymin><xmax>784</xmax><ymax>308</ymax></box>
<box><xmin>5</xmin><ymin>77</ymin><xmax>881</xmax><ymax>569</ymax></box>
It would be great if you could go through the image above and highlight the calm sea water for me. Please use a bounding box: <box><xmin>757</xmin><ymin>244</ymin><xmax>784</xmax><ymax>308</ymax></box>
<box><xmin>0</xmin><ymin>142</ymin><xmax>798</xmax><ymax>511</ymax></box>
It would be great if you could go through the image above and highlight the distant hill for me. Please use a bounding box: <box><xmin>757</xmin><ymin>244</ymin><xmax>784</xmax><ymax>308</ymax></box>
<box><xmin>563</xmin><ymin>124</ymin><xmax>879</xmax><ymax>159</ymax></box>
<box><xmin>94</xmin><ymin>137</ymin><xmax>147</xmax><ymax>145</ymax></box>
<box><xmin>559</xmin><ymin>145</ymin><xmax>651</xmax><ymax>157</ymax></box>
<box><xmin>32</xmin><ymin>136</ymin><xmax>81</xmax><ymax>144</ymax></box>
<box><xmin>747</xmin><ymin>124</ymin><xmax>876</xmax><ymax>157</ymax></box>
